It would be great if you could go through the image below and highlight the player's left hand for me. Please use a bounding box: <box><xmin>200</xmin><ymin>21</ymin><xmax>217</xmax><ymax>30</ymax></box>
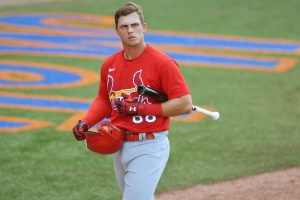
<box><xmin>115</xmin><ymin>93</ymin><xmax>140</xmax><ymax>116</ymax></box>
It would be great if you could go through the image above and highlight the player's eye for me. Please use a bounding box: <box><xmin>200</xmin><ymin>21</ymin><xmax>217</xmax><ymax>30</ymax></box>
<box><xmin>132</xmin><ymin>23</ymin><xmax>139</xmax><ymax>27</ymax></box>
<box><xmin>120</xmin><ymin>25</ymin><xmax>128</xmax><ymax>29</ymax></box>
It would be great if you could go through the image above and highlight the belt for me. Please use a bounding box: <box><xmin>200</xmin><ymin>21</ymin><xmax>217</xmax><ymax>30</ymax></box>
<box><xmin>124</xmin><ymin>132</ymin><xmax>155</xmax><ymax>141</ymax></box>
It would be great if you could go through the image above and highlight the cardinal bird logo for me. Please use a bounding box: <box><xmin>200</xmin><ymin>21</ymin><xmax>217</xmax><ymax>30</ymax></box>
<box><xmin>133</xmin><ymin>70</ymin><xmax>144</xmax><ymax>87</ymax></box>
<box><xmin>107</xmin><ymin>69</ymin><xmax>150</xmax><ymax>108</ymax></box>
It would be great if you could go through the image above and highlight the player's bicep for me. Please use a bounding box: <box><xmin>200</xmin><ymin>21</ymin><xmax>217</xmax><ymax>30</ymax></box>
<box><xmin>98</xmin><ymin>65</ymin><xmax>110</xmax><ymax>100</ymax></box>
<box><xmin>161</xmin><ymin>60</ymin><xmax>190</xmax><ymax>99</ymax></box>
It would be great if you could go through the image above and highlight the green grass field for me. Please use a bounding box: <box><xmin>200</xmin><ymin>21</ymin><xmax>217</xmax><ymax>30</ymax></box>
<box><xmin>1</xmin><ymin>0</ymin><xmax>300</xmax><ymax>199</ymax></box>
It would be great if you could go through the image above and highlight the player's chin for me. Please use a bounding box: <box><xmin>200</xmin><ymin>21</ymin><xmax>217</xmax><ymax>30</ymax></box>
<box><xmin>126</xmin><ymin>41</ymin><xmax>139</xmax><ymax>47</ymax></box>
<box><xmin>126</xmin><ymin>38</ymin><xmax>141</xmax><ymax>46</ymax></box>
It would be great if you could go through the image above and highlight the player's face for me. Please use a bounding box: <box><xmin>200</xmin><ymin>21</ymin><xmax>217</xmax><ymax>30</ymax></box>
<box><xmin>116</xmin><ymin>12</ymin><xmax>147</xmax><ymax>48</ymax></box>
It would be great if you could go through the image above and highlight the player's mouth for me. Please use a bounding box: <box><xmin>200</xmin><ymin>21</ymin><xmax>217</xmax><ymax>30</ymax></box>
<box><xmin>128</xmin><ymin>36</ymin><xmax>136</xmax><ymax>40</ymax></box>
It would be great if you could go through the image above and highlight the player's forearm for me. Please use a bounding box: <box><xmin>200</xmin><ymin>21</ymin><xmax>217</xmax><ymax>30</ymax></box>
<box><xmin>82</xmin><ymin>96</ymin><xmax>111</xmax><ymax>127</ymax></box>
<box><xmin>136</xmin><ymin>94</ymin><xmax>192</xmax><ymax>117</ymax></box>
<box><xmin>115</xmin><ymin>94</ymin><xmax>192</xmax><ymax>117</ymax></box>
<box><xmin>161</xmin><ymin>94</ymin><xmax>192</xmax><ymax>117</ymax></box>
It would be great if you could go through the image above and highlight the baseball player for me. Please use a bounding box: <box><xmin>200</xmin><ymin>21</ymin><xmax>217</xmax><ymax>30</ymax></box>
<box><xmin>72</xmin><ymin>2</ymin><xmax>192</xmax><ymax>200</ymax></box>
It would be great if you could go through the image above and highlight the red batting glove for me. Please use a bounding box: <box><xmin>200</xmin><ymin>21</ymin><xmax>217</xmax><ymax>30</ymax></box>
<box><xmin>115</xmin><ymin>93</ymin><xmax>139</xmax><ymax>116</ymax></box>
<box><xmin>115</xmin><ymin>93</ymin><xmax>163</xmax><ymax>116</ymax></box>
<box><xmin>115</xmin><ymin>99</ymin><xmax>139</xmax><ymax>116</ymax></box>
<box><xmin>72</xmin><ymin>120</ymin><xmax>89</xmax><ymax>141</ymax></box>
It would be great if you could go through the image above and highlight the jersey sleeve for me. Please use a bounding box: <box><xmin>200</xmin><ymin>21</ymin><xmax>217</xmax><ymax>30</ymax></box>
<box><xmin>82</xmin><ymin>64</ymin><xmax>111</xmax><ymax>127</ymax></box>
<box><xmin>161</xmin><ymin>60</ymin><xmax>191</xmax><ymax>99</ymax></box>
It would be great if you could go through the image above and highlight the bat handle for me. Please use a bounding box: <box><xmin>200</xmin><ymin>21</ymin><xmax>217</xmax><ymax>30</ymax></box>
<box><xmin>192</xmin><ymin>106</ymin><xmax>220</xmax><ymax>120</ymax></box>
<box><xmin>137</xmin><ymin>85</ymin><xmax>168</xmax><ymax>102</ymax></box>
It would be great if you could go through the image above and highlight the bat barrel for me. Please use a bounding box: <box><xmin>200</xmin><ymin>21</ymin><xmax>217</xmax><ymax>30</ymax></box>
<box><xmin>192</xmin><ymin>106</ymin><xmax>220</xmax><ymax>120</ymax></box>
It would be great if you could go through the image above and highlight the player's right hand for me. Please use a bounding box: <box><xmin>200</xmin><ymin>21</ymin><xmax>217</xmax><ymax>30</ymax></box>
<box><xmin>115</xmin><ymin>99</ymin><xmax>139</xmax><ymax>116</ymax></box>
<box><xmin>115</xmin><ymin>93</ymin><xmax>140</xmax><ymax>116</ymax></box>
<box><xmin>72</xmin><ymin>120</ymin><xmax>89</xmax><ymax>141</ymax></box>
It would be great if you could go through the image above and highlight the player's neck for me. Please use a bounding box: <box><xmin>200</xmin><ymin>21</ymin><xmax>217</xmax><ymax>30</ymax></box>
<box><xmin>123</xmin><ymin>42</ymin><xmax>147</xmax><ymax>60</ymax></box>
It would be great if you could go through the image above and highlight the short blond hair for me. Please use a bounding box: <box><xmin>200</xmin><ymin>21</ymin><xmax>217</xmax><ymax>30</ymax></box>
<box><xmin>114</xmin><ymin>2</ymin><xmax>144</xmax><ymax>28</ymax></box>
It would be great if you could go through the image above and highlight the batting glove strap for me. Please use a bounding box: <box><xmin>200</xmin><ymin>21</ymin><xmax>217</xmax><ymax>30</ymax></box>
<box><xmin>124</xmin><ymin>102</ymin><xmax>139</xmax><ymax>115</ymax></box>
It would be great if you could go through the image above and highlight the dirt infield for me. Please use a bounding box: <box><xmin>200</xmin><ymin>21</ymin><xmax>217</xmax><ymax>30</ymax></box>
<box><xmin>156</xmin><ymin>167</ymin><xmax>300</xmax><ymax>200</ymax></box>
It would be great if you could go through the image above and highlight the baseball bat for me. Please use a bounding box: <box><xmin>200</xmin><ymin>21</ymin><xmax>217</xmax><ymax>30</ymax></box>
<box><xmin>137</xmin><ymin>85</ymin><xmax>168</xmax><ymax>102</ymax></box>
<box><xmin>137</xmin><ymin>85</ymin><xmax>220</xmax><ymax>120</ymax></box>
<box><xmin>191</xmin><ymin>105</ymin><xmax>220</xmax><ymax>120</ymax></box>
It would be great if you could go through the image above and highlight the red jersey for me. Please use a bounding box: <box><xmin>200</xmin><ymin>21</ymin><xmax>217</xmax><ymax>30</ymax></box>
<box><xmin>90</xmin><ymin>45</ymin><xmax>190</xmax><ymax>132</ymax></box>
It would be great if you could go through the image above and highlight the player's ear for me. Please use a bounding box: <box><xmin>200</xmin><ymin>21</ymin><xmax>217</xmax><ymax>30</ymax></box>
<box><xmin>143</xmin><ymin>23</ymin><xmax>148</xmax><ymax>32</ymax></box>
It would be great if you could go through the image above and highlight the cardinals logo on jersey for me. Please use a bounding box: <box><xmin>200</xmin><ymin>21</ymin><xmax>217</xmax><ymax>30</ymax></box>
<box><xmin>107</xmin><ymin>69</ymin><xmax>150</xmax><ymax>110</ymax></box>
